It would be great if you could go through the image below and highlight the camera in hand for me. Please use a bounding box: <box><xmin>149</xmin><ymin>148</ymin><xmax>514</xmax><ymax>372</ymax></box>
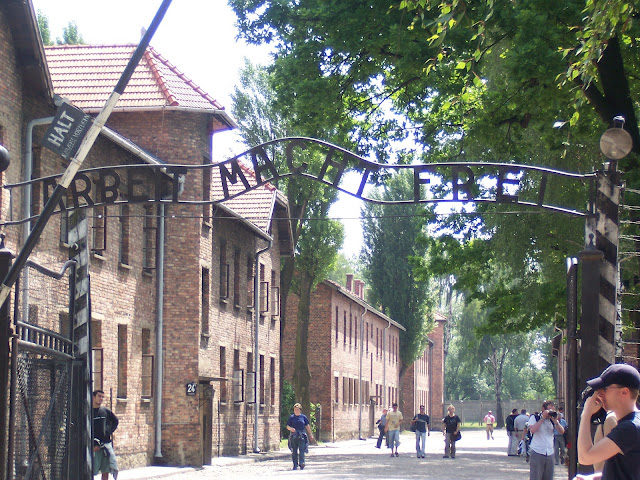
<box><xmin>548</xmin><ymin>411</ymin><xmax>557</xmax><ymax>418</ymax></box>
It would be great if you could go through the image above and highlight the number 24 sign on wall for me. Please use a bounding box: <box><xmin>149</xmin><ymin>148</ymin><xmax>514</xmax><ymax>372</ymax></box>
<box><xmin>186</xmin><ymin>382</ymin><xmax>197</xmax><ymax>396</ymax></box>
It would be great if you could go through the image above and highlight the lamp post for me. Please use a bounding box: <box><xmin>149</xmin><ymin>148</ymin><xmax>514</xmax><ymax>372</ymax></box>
<box><xmin>600</xmin><ymin>115</ymin><xmax>633</xmax><ymax>169</ymax></box>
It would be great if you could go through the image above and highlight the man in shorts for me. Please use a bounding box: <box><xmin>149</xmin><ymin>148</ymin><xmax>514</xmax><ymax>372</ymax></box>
<box><xmin>385</xmin><ymin>403</ymin><xmax>403</xmax><ymax>457</ymax></box>
<box><xmin>92</xmin><ymin>390</ymin><xmax>119</xmax><ymax>480</ymax></box>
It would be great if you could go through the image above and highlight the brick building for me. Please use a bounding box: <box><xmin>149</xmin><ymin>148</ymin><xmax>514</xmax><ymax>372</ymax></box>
<box><xmin>1</xmin><ymin>0</ymin><xmax>291</xmax><ymax>470</ymax></box>
<box><xmin>400</xmin><ymin>311</ymin><xmax>447</xmax><ymax>423</ymax></box>
<box><xmin>283</xmin><ymin>274</ymin><xmax>446</xmax><ymax>440</ymax></box>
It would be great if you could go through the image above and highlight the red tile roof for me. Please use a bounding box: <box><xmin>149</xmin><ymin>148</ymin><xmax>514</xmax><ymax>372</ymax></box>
<box><xmin>44</xmin><ymin>44</ymin><xmax>227</xmax><ymax>112</ymax></box>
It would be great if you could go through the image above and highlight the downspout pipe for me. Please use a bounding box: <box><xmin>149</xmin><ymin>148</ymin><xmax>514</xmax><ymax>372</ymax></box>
<box><xmin>254</xmin><ymin>239</ymin><xmax>272</xmax><ymax>453</ymax></box>
<box><xmin>427</xmin><ymin>339</ymin><xmax>434</xmax><ymax>421</ymax></box>
<box><xmin>358</xmin><ymin>305</ymin><xmax>367</xmax><ymax>439</ymax></box>
<box><xmin>23</xmin><ymin>117</ymin><xmax>55</xmax><ymax>322</ymax></box>
<box><xmin>154</xmin><ymin>176</ymin><xmax>183</xmax><ymax>462</ymax></box>
<box><xmin>153</xmin><ymin>203</ymin><xmax>166</xmax><ymax>462</ymax></box>
<box><xmin>383</xmin><ymin>319</ymin><xmax>391</xmax><ymax>407</ymax></box>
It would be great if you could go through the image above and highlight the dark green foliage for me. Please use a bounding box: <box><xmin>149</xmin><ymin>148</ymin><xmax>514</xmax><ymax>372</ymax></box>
<box><xmin>280</xmin><ymin>380</ymin><xmax>320</xmax><ymax>438</ymax></box>
<box><xmin>57</xmin><ymin>21</ymin><xmax>84</xmax><ymax>45</ymax></box>
<box><xmin>37</xmin><ymin>11</ymin><xmax>52</xmax><ymax>46</ymax></box>
<box><xmin>231</xmin><ymin>62</ymin><xmax>344</xmax><ymax>417</ymax></box>
<box><xmin>280</xmin><ymin>380</ymin><xmax>296</xmax><ymax>438</ymax></box>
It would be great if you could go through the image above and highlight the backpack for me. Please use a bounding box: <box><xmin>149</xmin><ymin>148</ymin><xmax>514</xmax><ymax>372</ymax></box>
<box><xmin>528</xmin><ymin>413</ymin><xmax>541</xmax><ymax>440</ymax></box>
<box><xmin>506</xmin><ymin>415</ymin><xmax>515</xmax><ymax>432</ymax></box>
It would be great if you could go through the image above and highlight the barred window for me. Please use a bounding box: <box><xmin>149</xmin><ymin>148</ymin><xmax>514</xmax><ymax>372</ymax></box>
<box><xmin>92</xmin><ymin>204</ymin><xmax>107</xmax><ymax>253</ymax></box>
<box><xmin>117</xmin><ymin>324</ymin><xmax>127</xmax><ymax>398</ymax></box>
<box><xmin>119</xmin><ymin>204</ymin><xmax>130</xmax><ymax>265</ymax></box>
<box><xmin>141</xmin><ymin>328</ymin><xmax>154</xmax><ymax>398</ymax></box>
<box><xmin>142</xmin><ymin>205</ymin><xmax>156</xmax><ymax>272</ymax></box>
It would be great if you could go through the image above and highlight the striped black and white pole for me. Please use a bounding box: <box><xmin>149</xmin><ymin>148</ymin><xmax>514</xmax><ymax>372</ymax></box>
<box><xmin>594</xmin><ymin>167</ymin><xmax>622</xmax><ymax>369</ymax></box>
<box><xmin>0</xmin><ymin>0</ymin><xmax>173</xmax><ymax>309</ymax></box>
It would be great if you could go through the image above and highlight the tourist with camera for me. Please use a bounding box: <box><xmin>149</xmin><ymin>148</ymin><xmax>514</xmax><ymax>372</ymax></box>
<box><xmin>575</xmin><ymin>363</ymin><xmax>640</xmax><ymax>480</ymax></box>
<box><xmin>528</xmin><ymin>400</ymin><xmax>564</xmax><ymax>480</ymax></box>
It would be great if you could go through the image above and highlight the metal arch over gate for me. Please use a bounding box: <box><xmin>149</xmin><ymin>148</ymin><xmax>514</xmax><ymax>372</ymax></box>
<box><xmin>3</xmin><ymin>137</ymin><xmax>598</xmax><ymax>225</ymax></box>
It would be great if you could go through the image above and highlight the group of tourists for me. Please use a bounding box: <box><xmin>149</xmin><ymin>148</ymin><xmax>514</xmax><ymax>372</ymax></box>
<box><xmin>374</xmin><ymin>403</ymin><xmax>461</xmax><ymax>459</ymax></box>
<box><xmin>505</xmin><ymin>405</ymin><xmax>568</xmax><ymax>466</ymax></box>
<box><xmin>284</xmin><ymin>363</ymin><xmax>639</xmax><ymax>480</ymax></box>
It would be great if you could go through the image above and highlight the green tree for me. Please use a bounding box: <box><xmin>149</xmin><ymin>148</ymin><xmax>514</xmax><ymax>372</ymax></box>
<box><xmin>292</xmin><ymin>198</ymin><xmax>344</xmax><ymax>412</ymax></box>
<box><xmin>37</xmin><ymin>11</ymin><xmax>52</xmax><ymax>46</ymax></box>
<box><xmin>360</xmin><ymin>170</ymin><xmax>434</xmax><ymax>411</ymax></box>
<box><xmin>326</xmin><ymin>252</ymin><xmax>362</xmax><ymax>287</ymax></box>
<box><xmin>57</xmin><ymin>21</ymin><xmax>85</xmax><ymax>45</ymax></box>
<box><xmin>231</xmin><ymin>61</ymin><xmax>344</xmax><ymax>416</ymax></box>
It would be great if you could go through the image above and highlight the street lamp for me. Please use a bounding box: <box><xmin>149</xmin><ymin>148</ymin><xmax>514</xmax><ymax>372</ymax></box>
<box><xmin>600</xmin><ymin>116</ymin><xmax>633</xmax><ymax>162</ymax></box>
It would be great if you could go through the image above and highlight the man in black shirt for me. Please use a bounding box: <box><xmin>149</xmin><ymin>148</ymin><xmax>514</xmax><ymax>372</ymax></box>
<box><xmin>506</xmin><ymin>408</ymin><xmax>519</xmax><ymax>456</ymax></box>
<box><xmin>577</xmin><ymin>364</ymin><xmax>640</xmax><ymax>480</ymax></box>
<box><xmin>412</xmin><ymin>405</ymin><xmax>430</xmax><ymax>458</ymax></box>
<box><xmin>442</xmin><ymin>404</ymin><xmax>461</xmax><ymax>459</ymax></box>
<box><xmin>93</xmin><ymin>390</ymin><xmax>119</xmax><ymax>480</ymax></box>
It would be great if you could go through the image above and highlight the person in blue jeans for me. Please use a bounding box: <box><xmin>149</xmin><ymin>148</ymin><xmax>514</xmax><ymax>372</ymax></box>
<box><xmin>412</xmin><ymin>405</ymin><xmax>430</xmax><ymax>458</ymax></box>
<box><xmin>286</xmin><ymin>403</ymin><xmax>315</xmax><ymax>470</ymax></box>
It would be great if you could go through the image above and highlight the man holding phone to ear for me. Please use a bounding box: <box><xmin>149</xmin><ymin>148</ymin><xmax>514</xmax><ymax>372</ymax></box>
<box><xmin>576</xmin><ymin>363</ymin><xmax>640</xmax><ymax>480</ymax></box>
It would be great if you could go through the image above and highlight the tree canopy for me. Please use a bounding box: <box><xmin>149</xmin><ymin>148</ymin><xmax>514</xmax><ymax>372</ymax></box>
<box><xmin>229</xmin><ymin>0</ymin><xmax>640</xmax><ymax>339</ymax></box>
<box><xmin>361</xmin><ymin>170</ymin><xmax>434</xmax><ymax>372</ymax></box>
<box><xmin>231</xmin><ymin>61</ymin><xmax>344</xmax><ymax>413</ymax></box>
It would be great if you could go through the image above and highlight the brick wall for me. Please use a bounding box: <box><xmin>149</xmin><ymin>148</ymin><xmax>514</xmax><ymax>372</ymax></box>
<box><xmin>428</xmin><ymin>318</ymin><xmax>447</xmax><ymax>419</ymax></box>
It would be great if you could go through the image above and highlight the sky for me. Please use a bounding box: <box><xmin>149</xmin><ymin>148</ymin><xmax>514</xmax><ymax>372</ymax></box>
<box><xmin>31</xmin><ymin>0</ymin><xmax>366</xmax><ymax>257</ymax></box>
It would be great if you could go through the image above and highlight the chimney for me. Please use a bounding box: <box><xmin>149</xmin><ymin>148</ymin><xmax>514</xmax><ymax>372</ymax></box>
<box><xmin>346</xmin><ymin>273</ymin><xmax>354</xmax><ymax>292</ymax></box>
<box><xmin>354</xmin><ymin>279</ymin><xmax>362</xmax><ymax>298</ymax></box>
<box><xmin>359</xmin><ymin>281</ymin><xmax>365</xmax><ymax>299</ymax></box>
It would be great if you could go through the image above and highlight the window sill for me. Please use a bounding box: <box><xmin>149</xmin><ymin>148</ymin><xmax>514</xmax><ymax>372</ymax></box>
<box><xmin>142</xmin><ymin>269</ymin><xmax>154</xmax><ymax>278</ymax></box>
<box><xmin>201</xmin><ymin>333</ymin><xmax>210</xmax><ymax>339</ymax></box>
<box><xmin>116</xmin><ymin>397</ymin><xmax>128</xmax><ymax>403</ymax></box>
<box><xmin>91</xmin><ymin>252</ymin><xmax>106</xmax><ymax>262</ymax></box>
<box><xmin>247</xmin><ymin>307</ymin><xmax>255</xmax><ymax>314</ymax></box>
<box><xmin>141</xmin><ymin>398</ymin><xmax>152</xmax><ymax>404</ymax></box>
<box><xmin>219</xmin><ymin>297</ymin><xmax>229</xmax><ymax>305</ymax></box>
<box><xmin>118</xmin><ymin>262</ymin><xmax>133</xmax><ymax>271</ymax></box>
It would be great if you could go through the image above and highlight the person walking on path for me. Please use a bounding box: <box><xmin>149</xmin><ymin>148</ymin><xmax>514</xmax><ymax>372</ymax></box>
<box><xmin>506</xmin><ymin>408</ymin><xmax>519</xmax><ymax>456</ymax></box>
<box><xmin>528</xmin><ymin>400</ymin><xmax>563</xmax><ymax>480</ymax></box>
<box><xmin>412</xmin><ymin>405</ymin><xmax>430</xmax><ymax>458</ymax></box>
<box><xmin>92</xmin><ymin>389</ymin><xmax>119</xmax><ymax>480</ymax></box>
<box><xmin>484</xmin><ymin>410</ymin><xmax>495</xmax><ymax>440</ymax></box>
<box><xmin>576</xmin><ymin>363</ymin><xmax>640</xmax><ymax>480</ymax></box>
<box><xmin>375</xmin><ymin>408</ymin><xmax>388</xmax><ymax>449</ymax></box>
<box><xmin>286</xmin><ymin>403</ymin><xmax>314</xmax><ymax>470</ymax></box>
<box><xmin>385</xmin><ymin>403</ymin><xmax>403</xmax><ymax>457</ymax></box>
<box><xmin>442</xmin><ymin>404</ymin><xmax>461</xmax><ymax>459</ymax></box>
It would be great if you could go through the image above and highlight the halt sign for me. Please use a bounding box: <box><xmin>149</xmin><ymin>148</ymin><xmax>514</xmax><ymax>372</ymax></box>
<box><xmin>41</xmin><ymin>103</ymin><xmax>92</xmax><ymax>160</ymax></box>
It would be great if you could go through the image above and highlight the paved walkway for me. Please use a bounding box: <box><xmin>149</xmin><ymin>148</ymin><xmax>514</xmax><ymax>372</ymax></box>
<box><xmin>116</xmin><ymin>429</ymin><xmax>570</xmax><ymax>480</ymax></box>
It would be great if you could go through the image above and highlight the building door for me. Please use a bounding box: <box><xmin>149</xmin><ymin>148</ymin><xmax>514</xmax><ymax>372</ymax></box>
<box><xmin>200</xmin><ymin>381</ymin><xmax>214</xmax><ymax>465</ymax></box>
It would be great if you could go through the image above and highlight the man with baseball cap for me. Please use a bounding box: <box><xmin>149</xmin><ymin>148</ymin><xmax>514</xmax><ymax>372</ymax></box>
<box><xmin>576</xmin><ymin>363</ymin><xmax>640</xmax><ymax>480</ymax></box>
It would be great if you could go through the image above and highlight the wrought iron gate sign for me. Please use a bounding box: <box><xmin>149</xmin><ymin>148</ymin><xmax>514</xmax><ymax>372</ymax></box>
<box><xmin>3</xmin><ymin>137</ymin><xmax>597</xmax><ymax>225</ymax></box>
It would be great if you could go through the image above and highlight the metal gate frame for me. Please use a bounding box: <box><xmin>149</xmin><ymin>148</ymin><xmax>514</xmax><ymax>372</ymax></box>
<box><xmin>6</xmin><ymin>260</ymin><xmax>76</xmax><ymax>480</ymax></box>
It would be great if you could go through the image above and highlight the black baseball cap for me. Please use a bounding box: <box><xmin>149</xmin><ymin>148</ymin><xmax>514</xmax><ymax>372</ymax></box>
<box><xmin>587</xmin><ymin>364</ymin><xmax>640</xmax><ymax>390</ymax></box>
